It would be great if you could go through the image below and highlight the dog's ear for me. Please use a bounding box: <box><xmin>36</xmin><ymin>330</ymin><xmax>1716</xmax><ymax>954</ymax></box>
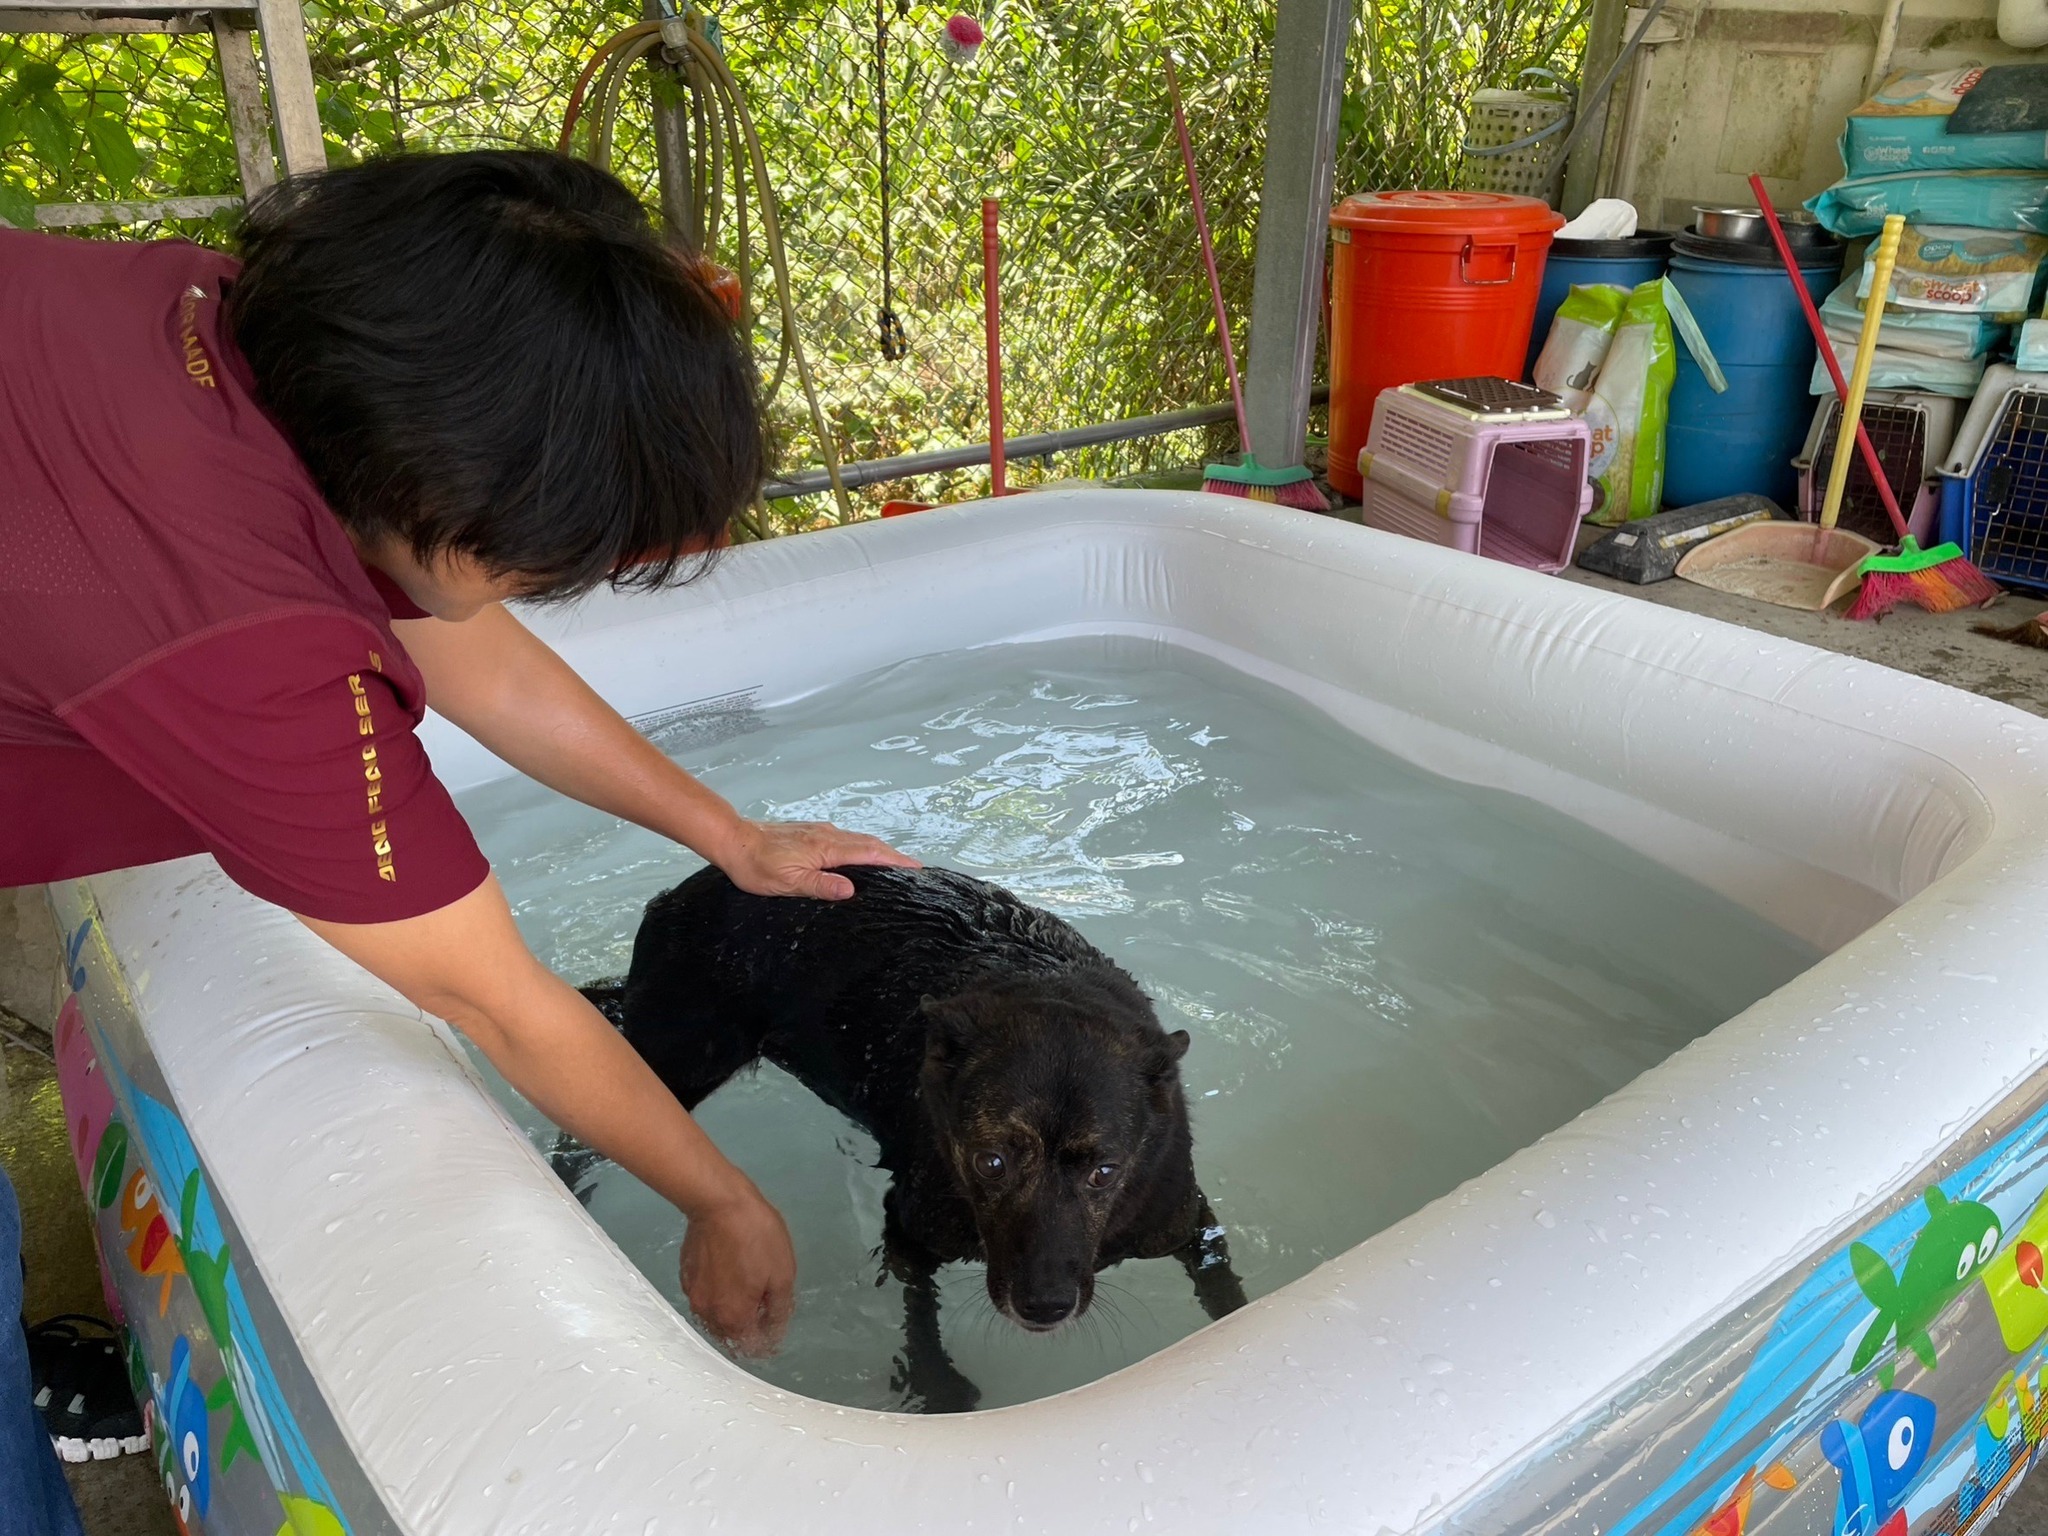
<box><xmin>919</xmin><ymin>994</ymin><xmax>976</xmax><ymax>1073</ymax></box>
<box><xmin>1144</xmin><ymin>1029</ymin><xmax>1191</xmax><ymax>1083</ymax></box>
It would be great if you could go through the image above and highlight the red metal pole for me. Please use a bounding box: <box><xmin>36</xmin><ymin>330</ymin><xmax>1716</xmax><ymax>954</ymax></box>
<box><xmin>983</xmin><ymin>197</ymin><xmax>1006</xmax><ymax>497</ymax></box>
<box><xmin>1748</xmin><ymin>173</ymin><xmax>1907</xmax><ymax>539</ymax></box>
<box><xmin>1165</xmin><ymin>51</ymin><xmax>1248</xmax><ymax>450</ymax></box>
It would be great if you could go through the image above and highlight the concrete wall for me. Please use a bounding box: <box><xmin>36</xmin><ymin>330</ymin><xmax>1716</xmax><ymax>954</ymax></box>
<box><xmin>1588</xmin><ymin>0</ymin><xmax>2044</xmax><ymax>229</ymax></box>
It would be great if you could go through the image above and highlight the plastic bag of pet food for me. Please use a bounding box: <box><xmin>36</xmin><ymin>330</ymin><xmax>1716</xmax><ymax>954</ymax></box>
<box><xmin>1584</xmin><ymin>279</ymin><xmax>1676</xmax><ymax>525</ymax></box>
<box><xmin>1855</xmin><ymin>223</ymin><xmax>2048</xmax><ymax>315</ymax></box>
<box><xmin>1808</xmin><ymin>335</ymin><xmax>1987</xmax><ymax>397</ymax></box>
<box><xmin>2020</xmin><ymin>317</ymin><xmax>2048</xmax><ymax>371</ymax></box>
<box><xmin>1841</xmin><ymin>66</ymin><xmax>2048</xmax><ymax>177</ymax></box>
<box><xmin>1807</xmin><ymin>170</ymin><xmax>2048</xmax><ymax>237</ymax></box>
<box><xmin>1819</xmin><ymin>275</ymin><xmax>2008</xmax><ymax>357</ymax></box>
<box><xmin>1533</xmin><ymin>282</ymin><xmax>1629</xmax><ymax>411</ymax></box>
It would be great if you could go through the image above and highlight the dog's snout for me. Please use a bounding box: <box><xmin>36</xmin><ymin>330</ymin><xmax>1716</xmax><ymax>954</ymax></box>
<box><xmin>1012</xmin><ymin>1292</ymin><xmax>1078</xmax><ymax>1330</ymax></box>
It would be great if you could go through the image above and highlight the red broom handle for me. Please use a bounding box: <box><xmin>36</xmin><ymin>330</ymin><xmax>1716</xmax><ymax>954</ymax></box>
<box><xmin>1165</xmin><ymin>51</ymin><xmax>1249</xmax><ymax>450</ymax></box>
<box><xmin>983</xmin><ymin>197</ymin><xmax>1006</xmax><ymax>497</ymax></box>
<box><xmin>1748</xmin><ymin>174</ymin><xmax>1910</xmax><ymax>541</ymax></box>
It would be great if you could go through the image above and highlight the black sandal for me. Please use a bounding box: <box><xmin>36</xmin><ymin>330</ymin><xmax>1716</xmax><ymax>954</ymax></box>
<box><xmin>26</xmin><ymin>1314</ymin><xmax>147</xmax><ymax>1462</ymax></box>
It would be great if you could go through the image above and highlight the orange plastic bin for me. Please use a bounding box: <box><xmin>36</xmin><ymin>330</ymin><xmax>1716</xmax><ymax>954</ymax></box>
<box><xmin>1327</xmin><ymin>191</ymin><xmax>1564</xmax><ymax>500</ymax></box>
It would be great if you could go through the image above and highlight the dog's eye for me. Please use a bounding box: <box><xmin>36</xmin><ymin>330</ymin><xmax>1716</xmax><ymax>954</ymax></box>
<box><xmin>1087</xmin><ymin>1163</ymin><xmax>1120</xmax><ymax>1189</ymax></box>
<box><xmin>974</xmin><ymin>1151</ymin><xmax>1007</xmax><ymax>1181</ymax></box>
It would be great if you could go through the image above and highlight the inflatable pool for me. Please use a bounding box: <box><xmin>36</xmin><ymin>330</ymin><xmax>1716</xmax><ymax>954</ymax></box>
<box><xmin>47</xmin><ymin>491</ymin><xmax>2048</xmax><ymax>1536</ymax></box>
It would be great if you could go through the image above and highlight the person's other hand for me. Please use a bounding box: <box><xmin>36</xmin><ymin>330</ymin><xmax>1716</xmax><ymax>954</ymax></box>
<box><xmin>717</xmin><ymin>818</ymin><xmax>920</xmax><ymax>900</ymax></box>
<box><xmin>681</xmin><ymin>1178</ymin><xmax>797</xmax><ymax>1357</ymax></box>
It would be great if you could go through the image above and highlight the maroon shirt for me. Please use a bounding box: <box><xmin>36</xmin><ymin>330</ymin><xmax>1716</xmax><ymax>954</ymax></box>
<box><xmin>0</xmin><ymin>229</ymin><xmax>488</xmax><ymax>922</ymax></box>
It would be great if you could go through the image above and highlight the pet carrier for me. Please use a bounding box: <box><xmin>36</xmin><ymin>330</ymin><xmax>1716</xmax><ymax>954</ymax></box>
<box><xmin>1794</xmin><ymin>390</ymin><xmax>1955</xmax><ymax>546</ymax></box>
<box><xmin>1938</xmin><ymin>364</ymin><xmax>2048</xmax><ymax>592</ymax></box>
<box><xmin>1357</xmin><ymin>380</ymin><xmax>1592</xmax><ymax>572</ymax></box>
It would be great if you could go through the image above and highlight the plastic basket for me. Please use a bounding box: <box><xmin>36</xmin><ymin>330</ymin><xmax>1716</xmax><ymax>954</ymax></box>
<box><xmin>1937</xmin><ymin>363</ymin><xmax>2048</xmax><ymax>592</ymax></box>
<box><xmin>1457</xmin><ymin>69</ymin><xmax>1573</xmax><ymax>205</ymax></box>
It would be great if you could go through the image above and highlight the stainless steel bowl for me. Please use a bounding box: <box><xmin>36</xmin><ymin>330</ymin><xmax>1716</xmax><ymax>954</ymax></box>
<box><xmin>1693</xmin><ymin>205</ymin><xmax>1768</xmax><ymax>242</ymax></box>
<box><xmin>1692</xmin><ymin>204</ymin><xmax>1830</xmax><ymax>247</ymax></box>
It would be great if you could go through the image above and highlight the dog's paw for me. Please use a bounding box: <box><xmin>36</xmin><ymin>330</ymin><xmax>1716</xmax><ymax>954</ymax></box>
<box><xmin>890</xmin><ymin>1353</ymin><xmax>982</xmax><ymax>1415</ymax></box>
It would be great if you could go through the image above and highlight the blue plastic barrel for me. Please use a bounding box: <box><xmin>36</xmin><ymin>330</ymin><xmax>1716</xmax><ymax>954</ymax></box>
<box><xmin>1663</xmin><ymin>241</ymin><xmax>1840</xmax><ymax>509</ymax></box>
<box><xmin>1522</xmin><ymin>232</ymin><xmax>1673</xmax><ymax>379</ymax></box>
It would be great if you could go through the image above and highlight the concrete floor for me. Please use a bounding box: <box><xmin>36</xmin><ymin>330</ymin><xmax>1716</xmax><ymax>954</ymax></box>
<box><xmin>1560</xmin><ymin>547</ymin><xmax>2048</xmax><ymax>718</ymax></box>
<box><xmin>6</xmin><ymin>543</ymin><xmax>2048</xmax><ymax>1535</ymax></box>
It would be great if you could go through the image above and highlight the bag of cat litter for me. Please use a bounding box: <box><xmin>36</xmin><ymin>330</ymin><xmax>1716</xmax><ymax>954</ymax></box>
<box><xmin>1810</xmin><ymin>335</ymin><xmax>1987</xmax><ymax>397</ymax></box>
<box><xmin>1819</xmin><ymin>275</ymin><xmax>2008</xmax><ymax>357</ymax></box>
<box><xmin>1585</xmin><ymin>279</ymin><xmax>1676</xmax><ymax>525</ymax></box>
<box><xmin>1855</xmin><ymin>224</ymin><xmax>2048</xmax><ymax>315</ymax></box>
<box><xmin>1533</xmin><ymin>283</ymin><xmax>1629</xmax><ymax>412</ymax></box>
<box><xmin>2018</xmin><ymin>318</ymin><xmax>2048</xmax><ymax>370</ymax></box>
<box><xmin>1807</xmin><ymin>171</ymin><xmax>2048</xmax><ymax>236</ymax></box>
<box><xmin>1842</xmin><ymin>67</ymin><xmax>2048</xmax><ymax>177</ymax></box>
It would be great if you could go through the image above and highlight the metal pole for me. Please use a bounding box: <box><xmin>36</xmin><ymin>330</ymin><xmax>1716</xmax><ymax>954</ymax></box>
<box><xmin>982</xmin><ymin>198</ymin><xmax>1006</xmax><ymax>496</ymax></box>
<box><xmin>1242</xmin><ymin>0</ymin><xmax>1350</xmax><ymax>471</ymax></box>
<box><xmin>1560</xmin><ymin>0</ymin><xmax>1628</xmax><ymax>215</ymax></box>
<box><xmin>767</xmin><ymin>403</ymin><xmax>1236</xmax><ymax>499</ymax></box>
<box><xmin>761</xmin><ymin>390</ymin><xmax>1328</xmax><ymax>500</ymax></box>
<box><xmin>643</xmin><ymin>0</ymin><xmax>697</xmax><ymax>242</ymax></box>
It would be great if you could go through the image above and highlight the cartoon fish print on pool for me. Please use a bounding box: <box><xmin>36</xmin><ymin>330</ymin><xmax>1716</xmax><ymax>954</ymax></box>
<box><xmin>177</xmin><ymin>1170</ymin><xmax>257</xmax><ymax>1474</ymax></box>
<box><xmin>55</xmin><ymin>993</ymin><xmax>130</xmax><ymax>1320</ymax></box>
<box><xmin>157</xmin><ymin>1336</ymin><xmax>212</xmax><ymax>1533</ymax></box>
<box><xmin>91</xmin><ymin>1121</ymin><xmax>128</xmax><ymax>1213</ymax></box>
<box><xmin>1692</xmin><ymin>1463</ymin><xmax>1797</xmax><ymax>1536</ymax></box>
<box><xmin>53</xmin><ymin>993</ymin><xmax>119</xmax><ymax>1196</ymax></box>
<box><xmin>1821</xmin><ymin>1389</ymin><xmax>1937</xmax><ymax>1536</ymax></box>
<box><xmin>88</xmin><ymin>997</ymin><xmax>356</xmax><ymax>1531</ymax></box>
<box><xmin>119</xmin><ymin>1168</ymin><xmax>186</xmax><ymax>1315</ymax></box>
<box><xmin>1850</xmin><ymin>1186</ymin><xmax>2001</xmax><ymax>1382</ymax></box>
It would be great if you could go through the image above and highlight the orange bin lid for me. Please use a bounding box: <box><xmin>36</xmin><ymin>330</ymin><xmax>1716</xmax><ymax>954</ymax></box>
<box><xmin>1331</xmin><ymin>190</ymin><xmax>1565</xmax><ymax>236</ymax></box>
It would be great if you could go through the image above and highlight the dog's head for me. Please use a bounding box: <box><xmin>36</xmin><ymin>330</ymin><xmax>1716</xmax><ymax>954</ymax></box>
<box><xmin>918</xmin><ymin>967</ymin><xmax>1192</xmax><ymax>1331</ymax></box>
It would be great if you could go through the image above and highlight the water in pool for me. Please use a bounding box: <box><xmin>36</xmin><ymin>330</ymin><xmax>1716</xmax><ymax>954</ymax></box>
<box><xmin>460</xmin><ymin>635</ymin><xmax>1816</xmax><ymax>1411</ymax></box>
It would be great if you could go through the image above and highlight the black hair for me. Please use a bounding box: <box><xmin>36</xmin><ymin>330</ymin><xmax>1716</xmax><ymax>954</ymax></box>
<box><xmin>226</xmin><ymin>149</ymin><xmax>761</xmax><ymax>599</ymax></box>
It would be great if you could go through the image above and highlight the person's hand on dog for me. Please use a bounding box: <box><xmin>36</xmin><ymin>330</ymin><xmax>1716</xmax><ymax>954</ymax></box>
<box><xmin>715</xmin><ymin>817</ymin><xmax>919</xmax><ymax>901</ymax></box>
<box><xmin>681</xmin><ymin>1175</ymin><xmax>797</xmax><ymax>1356</ymax></box>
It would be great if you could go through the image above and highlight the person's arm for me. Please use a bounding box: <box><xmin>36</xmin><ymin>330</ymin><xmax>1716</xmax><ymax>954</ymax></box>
<box><xmin>395</xmin><ymin>603</ymin><xmax>915</xmax><ymax>898</ymax></box>
<box><xmin>65</xmin><ymin>618</ymin><xmax>795</xmax><ymax>1351</ymax></box>
<box><xmin>300</xmin><ymin>876</ymin><xmax>795</xmax><ymax>1355</ymax></box>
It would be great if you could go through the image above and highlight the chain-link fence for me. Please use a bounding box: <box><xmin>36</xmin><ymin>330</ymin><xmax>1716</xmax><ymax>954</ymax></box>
<box><xmin>1</xmin><ymin>0</ymin><xmax>1584</xmax><ymax>524</ymax></box>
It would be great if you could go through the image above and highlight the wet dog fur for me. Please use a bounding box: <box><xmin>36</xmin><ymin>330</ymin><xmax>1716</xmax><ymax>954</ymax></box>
<box><xmin>569</xmin><ymin>864</ymin><xmax>1246</xmax><ymax>1411</ymax></box>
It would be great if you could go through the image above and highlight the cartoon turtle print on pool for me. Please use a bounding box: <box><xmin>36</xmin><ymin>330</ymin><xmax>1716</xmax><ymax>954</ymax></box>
<box><xmin>1850</xmin><ymin>1186</ymin><xmax>2001</xmax><ymax>1384</ymax></box>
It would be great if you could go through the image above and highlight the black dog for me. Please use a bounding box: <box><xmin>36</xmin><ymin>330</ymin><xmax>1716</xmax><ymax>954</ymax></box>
<box><xmin>572</xmin><ymin>864</ymin><xmax>1246</xmax><ymax>1412</ymax></box>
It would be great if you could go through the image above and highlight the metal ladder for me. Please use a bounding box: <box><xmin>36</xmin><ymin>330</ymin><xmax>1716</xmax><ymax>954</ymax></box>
<box><xmin>2</xmin><ymin>0</ymin><xmax>326</xmax><ymax>229</ymax></box>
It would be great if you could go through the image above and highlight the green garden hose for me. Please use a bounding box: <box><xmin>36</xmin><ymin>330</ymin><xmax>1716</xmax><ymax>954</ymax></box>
<box><xmin>562</xmin><ymin>16</ymin><xmax>855</xmax><ymax>525</ymax></box>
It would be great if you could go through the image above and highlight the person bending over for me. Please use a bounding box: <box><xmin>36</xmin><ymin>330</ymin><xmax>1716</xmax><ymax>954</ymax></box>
<box><xmin>0</xmin><ymin>155</ymin><xmax>905</xmax><ymax>1457</ymax></box>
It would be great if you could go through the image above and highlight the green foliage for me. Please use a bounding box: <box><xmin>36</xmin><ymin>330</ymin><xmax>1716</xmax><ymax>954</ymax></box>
<box><xmin>0</xmin><ymin>0</ymin><xmax>1581</xmax><ymax>516</ymax></box>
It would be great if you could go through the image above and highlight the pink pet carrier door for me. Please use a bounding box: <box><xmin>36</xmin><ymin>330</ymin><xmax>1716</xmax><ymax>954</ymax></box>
<box><xmin>1357</xmin><ymin>383</ymin><xmax>1592</xmax><ymax>572</ymax></box>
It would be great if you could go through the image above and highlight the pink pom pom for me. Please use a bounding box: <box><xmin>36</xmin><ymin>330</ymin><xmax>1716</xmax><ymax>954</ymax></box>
<box><xmin>940</xmin><ymin>12</ymin><xmax>983</xmax><ymax>64</ymax></box>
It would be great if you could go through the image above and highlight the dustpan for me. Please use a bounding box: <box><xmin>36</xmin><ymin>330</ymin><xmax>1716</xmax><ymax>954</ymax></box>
<box><xmin>1676</xmin><ymin>212</ymin><xmax>1908</xmax><ymax>614</ymax></box>
<box><xmin>1674</xmin><ymin>522</ymin><xmax>1883</xmax><ymax>609</ymax></box>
